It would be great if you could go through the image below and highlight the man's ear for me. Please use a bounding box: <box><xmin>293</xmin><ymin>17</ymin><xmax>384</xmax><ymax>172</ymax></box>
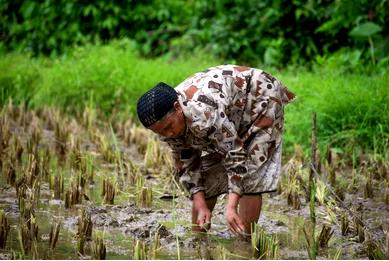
<box><xmin>174</xmin><ymin>101</ymin><xmax>181</xmax><ymax>111</ymax></box>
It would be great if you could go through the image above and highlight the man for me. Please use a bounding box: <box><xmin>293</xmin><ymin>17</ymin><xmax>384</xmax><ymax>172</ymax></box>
<box><xmin>137</xmin><ymin>64</ymin><xmax>295</xmax><ymax>235</ymax></box>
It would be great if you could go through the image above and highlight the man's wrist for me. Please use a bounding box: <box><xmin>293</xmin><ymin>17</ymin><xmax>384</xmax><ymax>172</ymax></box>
<box><xmin>227</xmin><ymin>192</ymin><xmax>241</xmax><ymax>210</ymax></box>
<box><xmin>192</xmin><ymin>191</ymin><xmax>207</xmax><ymax>208</ymax></box>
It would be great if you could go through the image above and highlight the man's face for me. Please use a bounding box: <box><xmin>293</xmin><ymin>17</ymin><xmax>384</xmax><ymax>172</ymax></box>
<box><xmin>148</xmin><ymin>101</ymin><xmax>186</xmax><ymax>138</ymax></box>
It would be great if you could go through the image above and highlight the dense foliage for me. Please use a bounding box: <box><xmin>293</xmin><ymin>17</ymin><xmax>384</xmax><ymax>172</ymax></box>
<box><xmin>1</xmin><ymin>0</ymin><xmax>388</xmax><ymax>66</ymax></box>
<box><xmin>0</xmin><ymin>41</ymin><xmax>387</xmax><ymax>155</ymax></box>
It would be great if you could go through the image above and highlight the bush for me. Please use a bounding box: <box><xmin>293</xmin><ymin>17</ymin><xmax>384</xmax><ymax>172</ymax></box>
<box><xmin>1</xmin><ymin>0</ymin><xmax>388</xmax><ymax>66</ymax></box>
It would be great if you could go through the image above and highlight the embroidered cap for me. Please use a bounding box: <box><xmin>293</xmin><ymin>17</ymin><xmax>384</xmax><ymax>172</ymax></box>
<box><xmin>137</xmin><ymin>82</ymin><xmax>178</xmax><ymax>127</ymax></box>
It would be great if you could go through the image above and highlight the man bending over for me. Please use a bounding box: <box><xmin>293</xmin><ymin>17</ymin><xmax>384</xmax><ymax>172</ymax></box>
<box><xmin>136</xmin><ymin>64</ymin><xmax>295</xmax><ymax>235</ymax></box>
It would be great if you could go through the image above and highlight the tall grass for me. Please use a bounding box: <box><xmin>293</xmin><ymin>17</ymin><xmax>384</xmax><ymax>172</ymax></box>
<box><xmin>0</xmin><ymin>39</ymin><xmax>218</xmax><ymax>116</ymax></box>
<box><xmin>0</xmin><ymin>39</ymin><xmax>387</xmax><ymax>155</ymax></box>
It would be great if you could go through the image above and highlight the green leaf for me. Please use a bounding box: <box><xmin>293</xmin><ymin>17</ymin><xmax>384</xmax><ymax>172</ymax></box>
<box><xmin>349</xmin><ymin>22</ymin><xmax>382</xmax><ymax>38</ymax></box>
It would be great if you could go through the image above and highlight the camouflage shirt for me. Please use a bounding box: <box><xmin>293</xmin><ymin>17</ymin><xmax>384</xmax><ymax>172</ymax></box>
<box><xmin>162</xmin><ymin>64</ymin><xmax>295</xmax><ymax>196</ymax></box>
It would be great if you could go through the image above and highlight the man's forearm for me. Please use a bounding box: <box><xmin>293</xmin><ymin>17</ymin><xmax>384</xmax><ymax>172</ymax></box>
<box><xmin>193</xmin><ymin>191</ymin><xmax>207</xmax><ymax>208</ymax></box>
<box><xmin>227</xmin><ymin>192</ymin><xmax>241</xmax><ymax>210</ymax></box>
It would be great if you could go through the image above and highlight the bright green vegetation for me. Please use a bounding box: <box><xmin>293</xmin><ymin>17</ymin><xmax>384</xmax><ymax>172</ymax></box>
<box><xmin>1</xmin><ymin>41</ymin><xmax>387</xmax><ymax>155</ymax></box>
<box><xmin>1</xmin><ymin>1</ymin><xmax>388</xmax><ymax>67</ymax></box>
<box><xmin>0</xmin><ymin>41</ymin><xmax>386</xmax><ymax>156</ymax></box>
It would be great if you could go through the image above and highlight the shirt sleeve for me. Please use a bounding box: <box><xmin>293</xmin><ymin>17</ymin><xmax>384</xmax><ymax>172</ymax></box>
<box><xmin>163</xmin><ymin>138</ymin><xmax>205</xmax><ymax>196</ymax></box>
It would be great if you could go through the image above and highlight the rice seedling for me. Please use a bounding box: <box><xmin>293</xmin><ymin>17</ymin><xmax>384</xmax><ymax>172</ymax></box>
<box><xmin>214</xmin><ymin>244</ymin><xmax>228</xmax><ymax>260</ymax></box>
<box><xmin>330</xmin><ymin>248</ymin><xmax>342</xmax><ymax>260</ymax></box>
<box><xmin>0</xmin><ymin>114</ymin><xmax>12</xmax><ymax>168</ymax></box>
<box><xmin>340</xmin><ymin>211</ymin><xmax>350</xmax><ymax>236</ymax></box>
<box><xmin>132</xmin><ymin>239</ymin><xmax>148</xmax><ymax>260</ymax></box>
<box><xmin>148</xmin><ymin>229</ymin><xmax>161</xmax><ymax>259</ymax></box>
<box><xmin>24</xmin><ymin>153</ymin><xmax>39</xmax><ymax>187</ymax></box>
<box><xmin>282</xmin><ymin>155</ymin><xmax>304</xmax><ymax>209</ymax></box>
<box><xmin>352</xmin><ymin>212</ymin><xmax>365</xmax><ymax>243</ymax></box>
<box><xmin>52</xmin><ymin>172</ymin><xmax>64</xmax><ymax>200</ymax></box>
<box><xmin>317</xmin><ymin>224</ymin><xmax>334</xmax><ymax>248</ymax></box>
<box><xmin>82</xmin><ymin>105</ymin><xmax>97</xmax><ymax>133</ymax></box>
<box><xmin>124</xmin><ymin>160</ymin><xmax>141</xmax><ymax>185</ymax></box>
<box><xmin>350</xmin><ymin>168</ymin><xmax>358</xmax><ymax>192</ymax></box>
<box><xmin>4</xmin><ymin>160</ymin><xmax>16</xmax><ymax>186</ymax></box>
<box><xmin>102</xmin><ymin>179</ymin><xmax>116</xmax><ymax>205</ymax></box>
<box><xmin>69</xmin><ymin>136</ymin><xmax>82</xmax><ymax>171</ymax></box>
<box><xmin>364</xmin><ymin>173</ymin><xmax>374</xmax><ymax>199</ymax></box>
<box><xmin>77</xmin><ymin>209</ymin><xmax>93</xmax><ymax>241</ymax></box>
<box><xmin>328</xmin><ymin>167</ymin><xmax>336</xmax><ymax>187</ymax></box>
<box><xmin>77</xmin><ymin>233</ymin><xmax>87</xmax><ymax>256</ymax></box>
<box><xmin>144</xmin><ymin>136</ymin><xmax>162</xmax><ymax>171</ymax></box>
<box><xmin>80</xmin><ymin>152</ymin><xmax>95</xmax><ymax>184</ymax></box>
<box><xmin>135</xmin><ymin>175</ymin><xmax>153</xmax><ymax>208</ymax></box>
<box><xmin>96</xmin><ymin>131</ymin><xmax>115</xmax><ymax>163</ymax></box>
<box><xmin>303</xmin><ymin>221</ymin><xmax>318</xmax><ymax>260</ymax></box>
<box><xmin>251</xmin><ymin>224</ymin><xmax>279</xmax><ymax>259</ymax></box>
<box><xmin>54</xmin><ymin>117</ymin><xmax>70</xmax><ymax>163</ymax></box>
<box><xmin>315</xmin><ymin>179</ymin><xmax>328</xmax><ymax>205</ymax></box>
<box><xmin>76</xmin><ymin>170</ymin><xmax>87</xmax><ymax>189</ymax></box>
<box><xmin>16</xmin><ymin>103</ymin><xmax>27</xmax><ymax>128</ymax></box>
<box><xmin>18</xmin><ymin>212</ymin><xmax>39</xmax><ymax>257</ymax></box>
<box><xmin>40</xmin><ymin>148</ymin><xmax>51</xmax><ymax>182</ymax></box>
<box><xmin>0</xmin><ymin>210</ymin><xmax>10</xmax><ymax>249</ymax></box>
<box><xmin>29</xmin><ymin>117</ymin><xmax>42</xmax><ymax>149</ymax></box>
<box><xmin>129</xmin><ymin>124</ymin><xmax>151</xmax><ymax>154</ymax></box>
<box><xmin>48</xmin><ymin>220</ymin><xmax>61</xmax><ymax>250</ymax></box>
<box><xmin>64</xmin><ymin>181</ymin><xmax>82</xmax><ymax>208</ymax></box>
<box><xmin>366</xmin><ymin>237</ymin><xmax>387</xmax><ymax>260</ymax></box>
<box><xmin>120</xmin><ymin>119</ymin><xmax>133</xmax><ymax>147</ymax></box>
<box><xmin>334</xmin><ymin>180</ymin><xmax>346</xmax><ymax>202</ymax></box>
<box><xmin>11</xmin><ymin>135</ymin><xmax>24</xmax><ymax>163</ymax></box>
<box><xmin>91</xmin><ymin>232</ymin><xmax>106</xmax><ymax>260</ymax></box>
<box><xmin>77</xmin><ymin>208</ymin><xmax>93</xmax><ymax>255</ymax></box>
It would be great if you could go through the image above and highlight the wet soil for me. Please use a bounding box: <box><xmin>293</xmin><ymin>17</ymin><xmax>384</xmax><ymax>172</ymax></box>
<box><xmin>0</xmin><ymin>108</ymin><xmax>388</xmax><ymax>259</ymax></box>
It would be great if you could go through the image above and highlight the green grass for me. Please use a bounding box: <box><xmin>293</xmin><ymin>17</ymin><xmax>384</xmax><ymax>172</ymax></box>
<box><xmin>0</xmin><ymin>39</ymin><xmax>387</xmax><ymax>156</ymax></box>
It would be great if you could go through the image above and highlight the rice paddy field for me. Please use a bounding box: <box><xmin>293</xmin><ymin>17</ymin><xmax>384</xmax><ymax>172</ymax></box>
<box><xmin>0</xmin><ymin>42</ymin><xmax>388</xmax><ymax>259</ymax></box>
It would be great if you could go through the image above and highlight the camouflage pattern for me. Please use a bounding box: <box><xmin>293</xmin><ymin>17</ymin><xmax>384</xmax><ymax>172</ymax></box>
<box><xmin>162</xmin><ymin>64</ymin><xmax>295</xmax><ymax>197</ymax></box>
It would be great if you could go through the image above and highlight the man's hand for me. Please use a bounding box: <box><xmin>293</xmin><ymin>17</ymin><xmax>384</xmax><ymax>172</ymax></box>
<box><xmin>192</xmin><ymin>192</ymin><xmax>211</xmax><ymax>230</ymax></box>
<box><xmin>226</xmin><ymin>192</ymin><xmax>245</xmax><ymax>234</ymax></box>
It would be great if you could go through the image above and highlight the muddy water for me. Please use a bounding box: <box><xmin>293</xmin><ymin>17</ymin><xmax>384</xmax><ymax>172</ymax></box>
<box><xmin>2</xmin><ymin>171</ymin><xmax>387</xmax><ymax>260</ymax></box>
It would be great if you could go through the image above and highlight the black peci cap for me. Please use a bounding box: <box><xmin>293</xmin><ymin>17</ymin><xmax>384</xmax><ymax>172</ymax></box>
<box><xmin>137</xmin><ymin>82</ymin><xmax>178</xmax><ymax>127</ymax></box>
